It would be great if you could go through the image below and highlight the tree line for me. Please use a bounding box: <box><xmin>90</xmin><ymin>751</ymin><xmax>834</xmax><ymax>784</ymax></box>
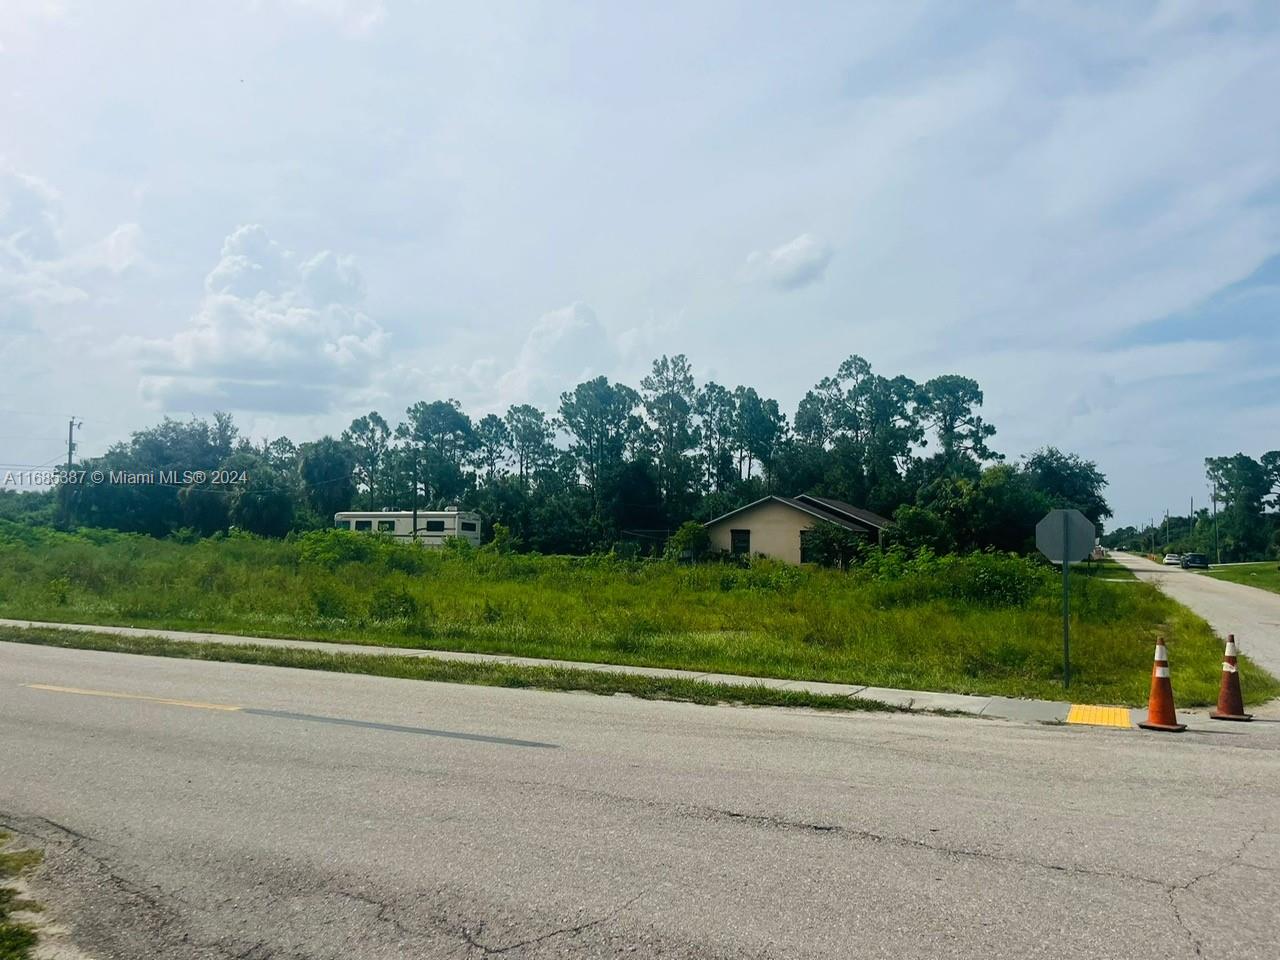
<box><xmin>1</xmin><ymin>354</ymin><xmax>1113</xmax><ymax>558</ymax></box>
<box><xmin>1103</xmin><ymin>452</ymin><xmax>1280</xmax><ymax>562</ymax></box>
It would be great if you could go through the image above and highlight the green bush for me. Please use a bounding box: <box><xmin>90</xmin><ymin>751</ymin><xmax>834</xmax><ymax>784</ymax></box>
<box><xmin>45</xmin><ymin>576</ymin><xmax>72</xmax><ymax>606</ymax></box>
<box><xmin>368</xmin><ymin>583</ymin><xmax>420</xmax><ymax>622</ymax></box>
<box><xmin>862</xmin><ymin>550</ymin><xmax>1050</xmax><ymax>608</ymax></box>
<box><xmin>310</xmin><ymin>581</ymin><xmax>354</xmax><ymax>620</ymax></box>
<box><xmin>664</xmin><ymin>520</ymin><xmax>711</xmax><ymax>561</ymax></box>
<box><xmin>297</xmin><ymin>529</ymin><xmax>382</xmax><ymax>568</ymax></box>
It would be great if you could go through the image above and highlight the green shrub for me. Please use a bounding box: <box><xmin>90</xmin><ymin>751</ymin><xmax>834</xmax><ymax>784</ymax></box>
<box><xmin>310</xmin><ymin>581</ymin><xmax>354</xmax><ymax>620</ymax></box>
<box><xmin>862</xmin><ymin>550</ymin><xmax>1049</xmax><ymax>608</ymax></box>
<box><xmin>485</xmin><ymin>522</ymin><xmax>515</xmax><ymax>554</ymax></box>
<box><xmin>297</xmin><ymin>529</ymin><xmax>381</xmax><ymax>568</ymax></box>
<box><xmin>368</xmin><ymin>583</ymin><xmax>420</xmax><ymax>622</ymax></box>
<box><xmin>442</xmin><ymin>536</ymin><xmax>474</xmax><ymax>556</ymax></box>
<box><xmin>45</xmin><ymin>576</ymin><xmax>72</xmax><ymax>606</ymax></box>
<box><xmin>665</xmin><ymin>520</ymin><xmax>711</xmax><ymax>561</ymax></box>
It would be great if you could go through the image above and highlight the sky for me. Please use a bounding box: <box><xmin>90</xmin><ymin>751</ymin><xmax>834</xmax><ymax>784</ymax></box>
<box><xmin>1</xmin><ymin>0</ymin><xmax>1278</xmax><ymax>527</ymax></box>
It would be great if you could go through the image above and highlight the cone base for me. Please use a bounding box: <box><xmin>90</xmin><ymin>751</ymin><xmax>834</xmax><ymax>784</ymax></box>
<box><xmin>1138</xmin><ymin>721</ymin><xmax>1187</xmax><ymax>732</ymax></box>
<box><xmin>1209</xmin><ymin>711</ymin><xmax>1253</xmax><ymax>722</ymax></box>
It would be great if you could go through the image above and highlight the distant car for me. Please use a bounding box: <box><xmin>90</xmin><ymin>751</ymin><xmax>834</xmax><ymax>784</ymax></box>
<box><xmin>1180</xmin><ymin>553</ymin><xmax>1210</xmax><ymax>570</ymax></box>
<box><xmin>1162</xmin><ymin>553</ymin><xmax>1182</xmax><ymax>565</ymax></box>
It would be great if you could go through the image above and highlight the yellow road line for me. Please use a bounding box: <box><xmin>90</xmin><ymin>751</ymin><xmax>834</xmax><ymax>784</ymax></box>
<box><xmin>1066</xmin><ymin>704</ymin><xmax>1133</xmax><ymax>728</ymax></box>
<box><xmin>24</xmin><ymin>683</ymin><xmax>242</xmax><ymax>712</ymax></box>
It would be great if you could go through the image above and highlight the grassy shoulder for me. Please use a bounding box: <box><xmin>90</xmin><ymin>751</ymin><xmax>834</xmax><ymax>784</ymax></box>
<box><xmin>0</xmin><ymin>833</ymin><xmax>43</xmax><ymax>960</ymax></box>
<box><xmin>0</xmin><ymin>625</ymin><xmax>897</xmax><ymax>713</ymax></box>
<box><xmin>1202</xmin><ymin>561</ymin><xmax>1280</xmax><ymax>596</ymax></box>
<box><xmin>1079</xmin><ymin>558</ymin><xmax>1136</xmax><ymax>580</ymax></box>
<box><xmin>2</xmin><ymin>524</ymin><xmax>1276</xmax><ymax>706</ymax></box>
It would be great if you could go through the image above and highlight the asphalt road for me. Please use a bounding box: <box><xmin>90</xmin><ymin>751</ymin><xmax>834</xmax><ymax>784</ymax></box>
<box><xmin>1111</xmin><ymin>552</ymin><xmax>1280</xmax><ymax>678</ymax></box>
<box><xmin>3</xmin><ymin>640</ymin><xmax>1279</xmax><ymax>960</ymax></box>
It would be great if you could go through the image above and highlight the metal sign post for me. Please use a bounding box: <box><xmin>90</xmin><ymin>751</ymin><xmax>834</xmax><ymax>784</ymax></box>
<box><xmin>1061</xmin><ymin>510</ymin><xmax>1070</xmax><ymax>687</ymax></box>
<box><xmin>1036</xmin><ymin>508</ymin><xmax>1096</xmax><ymax>689</ymax></box>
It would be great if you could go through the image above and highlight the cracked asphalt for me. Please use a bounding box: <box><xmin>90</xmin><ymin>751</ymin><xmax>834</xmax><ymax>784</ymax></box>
<box><xmin>2</xmin><ymin>640</ymin><xmax>1278</xmax><ymax>959</ymax></box>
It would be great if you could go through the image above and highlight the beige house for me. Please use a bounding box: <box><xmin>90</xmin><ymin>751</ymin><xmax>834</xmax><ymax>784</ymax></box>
<box><xmin>703</xmin><ymin>494</ymin><xmax>889</xmax><ymax>564</ymax></box>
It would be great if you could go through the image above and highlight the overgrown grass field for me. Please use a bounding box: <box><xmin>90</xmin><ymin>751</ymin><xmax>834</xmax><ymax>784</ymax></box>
<box><xmin>1202</xmin><ymin>561</ymin><xmax>1280</xmax><ymax>596</ymax></box>
<box><xmin>0</xmin><ymin>521</ymin><xmax>1274</xmax><ymax>706</ymax></box>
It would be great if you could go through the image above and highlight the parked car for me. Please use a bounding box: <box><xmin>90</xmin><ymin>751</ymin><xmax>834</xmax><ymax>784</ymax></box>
<box><xmin>1180</xmin><ymin>553</ymin><xmax>1210</xmax><ymax>570</ymax></box>
<box><xmin>1162</xmin><ymin>553</ymin><xmax>1182</xmax><ymax>565</ymax></box>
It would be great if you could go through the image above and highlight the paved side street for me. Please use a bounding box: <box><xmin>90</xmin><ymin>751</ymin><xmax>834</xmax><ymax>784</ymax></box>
<box><xmin>1111</xmin><ymin>553</ymin><xmax>1280</xmax><ymax>679</ymax></box>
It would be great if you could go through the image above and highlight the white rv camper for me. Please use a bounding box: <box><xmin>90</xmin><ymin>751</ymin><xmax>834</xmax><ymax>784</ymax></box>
<box><xmin>333</xmin><ymin>507</ymin><xmax>483</xmax><ymax>547</ymax></box>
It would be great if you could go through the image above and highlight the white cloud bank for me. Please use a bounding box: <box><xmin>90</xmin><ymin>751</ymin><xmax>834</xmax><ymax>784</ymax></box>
<box><xmin>0</xmin><ymin>167</ymin><xmax>141</xmax><ymax>332</ymax></box>
<box><xmin>495</xmin><ymin>301</ymin><xmax>617</xmax><ymax>406</ymax></box>
<box><xmin>130</xmin><ymin>225</ymin><xmax>387</xmax><ymax>414</ymax></box>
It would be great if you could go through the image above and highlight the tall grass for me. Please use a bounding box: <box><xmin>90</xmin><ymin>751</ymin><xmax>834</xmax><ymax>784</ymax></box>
<box><xmin>1</xmin><ymin>521</ymin><xmax>1274</xmax><ymax>705</ymax></box>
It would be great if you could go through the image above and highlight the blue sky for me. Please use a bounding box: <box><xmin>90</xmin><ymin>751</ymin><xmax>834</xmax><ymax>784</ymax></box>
<box><xmin>1</xmin><ymin>1</ymin><xmax>1277</xmax><ymax>526</ymax></box>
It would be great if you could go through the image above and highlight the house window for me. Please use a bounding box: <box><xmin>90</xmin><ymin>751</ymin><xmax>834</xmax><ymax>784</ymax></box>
<box><xmin>730</xmin><ymin>529</ymin><xmax>751</xmax><ymax>555</ymax></box>
<box><xmin>424</xmin><ymin>519</ymin><xmax>446</xmax><ymax>533</ymax></box>
<box><xmin>377</xmin><ymin>520</ymin><xmax>396</xmax><ymax>533</ymax></box>
<box><xmin>354</xmin><ymin>520</ymin><xmax>373</xmax><ymax>531</ymax></box>
<box><xmin>460</xmin><ymin>521</ymin><xmax>477</xmax><ymax>532</ymax></box>
<box><xmin>799</xmin><ymin>529</ymin><xmax>815</xmax><ymax>564</ymax></box>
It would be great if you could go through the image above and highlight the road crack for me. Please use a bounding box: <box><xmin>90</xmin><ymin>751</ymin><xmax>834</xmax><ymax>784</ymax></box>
<box><xmin>1164</xmin><ymin>831</ymin><xmax>1262</xmax><ymax>958</ymax></box>
<box><xmin>459</xmin><ymin>889</ymin><xmax>649</xmax><ymax>956</ymax></box>
<box><xmin>504</xmin><ymin>779</ymin><xmax>1173</xmax><ymax>888</ymax></box>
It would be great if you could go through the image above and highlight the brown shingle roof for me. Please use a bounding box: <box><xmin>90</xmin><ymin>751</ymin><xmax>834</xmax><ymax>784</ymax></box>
<box><xmin>702</xmin><ymin>495</ymin><xmax>865</xmax><ymax>533</ymax></box>
<box><xmin>793</xmin><ymin>494</ymin><xmax>891</xmax><ymax>530</ymax></box>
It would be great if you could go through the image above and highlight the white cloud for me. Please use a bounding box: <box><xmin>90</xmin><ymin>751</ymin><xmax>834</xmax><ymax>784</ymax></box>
<box><xmin>128</xmin><ymin>225</ymin><xmax>388</xmax><ymax>414</ymax></box>
<box><xmin>0</xmin><ymin>169</ymin><xmax>62</xmax><ymax>260</ymax></box>
<box><xmin>744</xmin><ymin>234</ymin><xmax>833</xmax><ymax>291</ymax></box>
<box><xmin>66</xmin><ymin>222</ymin><xmax>145</xmax><ymax>275</ymax></box>
<box><xmin>495</xmin><ymin>302</ymin><xmax>618</xmax><ymax>407</ymax></box>
<box><xmin>299</xmin><ymin>249</ymin><xmax>365</xmax><ymax>306</ymax></box>
<box><xmin>204</xmin><ymin>224</ymin><xmax>293</xmax><ymax>298</ymax></box>
<box><xmin>0</xmin><ymin>167</ymin><xmax>140</xmax><ymax>332</ymax></box>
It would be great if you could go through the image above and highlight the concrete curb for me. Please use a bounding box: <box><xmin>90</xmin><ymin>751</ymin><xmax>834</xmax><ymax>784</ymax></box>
<box><xmin>0</xmin><ymin>617</ymin><xmax>1071</xmax><ymax>723</ymax></box>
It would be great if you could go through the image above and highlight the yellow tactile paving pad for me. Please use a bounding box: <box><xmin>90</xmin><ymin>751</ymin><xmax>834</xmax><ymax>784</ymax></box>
<box><xmin>1066</xmin><ymin>704</ymin><xmax>1133</xmax><ymax>728</ymax></box>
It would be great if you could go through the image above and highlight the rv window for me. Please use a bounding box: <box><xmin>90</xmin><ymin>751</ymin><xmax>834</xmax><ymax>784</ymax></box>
<box><xmin>334</xmin><ymin>519</ymin><xmax>350</xmax><ymax>529</ymax></box>
<box><xmin>377</xmin><ymin>520</ymin><xmax>396</xmax><ymax>532</ymax></box>
<box><xmin>355</xmin><ymin>520</ymin><xmax>372</xmax><ymax>531</ymax></box>
<box><xmin>424</xmin><ymin>520</ymin><xmax>445</xmax><ymax>532</ymax></box>
<box><xmin>460</xmin><ymin>521</ymin><xmax>477</xmax><ymax>532</ymax></box>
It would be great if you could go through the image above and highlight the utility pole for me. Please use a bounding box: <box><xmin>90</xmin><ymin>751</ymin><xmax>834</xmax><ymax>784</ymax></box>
<box><xmin>1211</xmin><ymin>481</ymin><xmax>1220</xmax><ymax>565</ymax></box>
<box><xmin>61</xmin><ymin>416</ymin><xmax>82</xmax><ymax>530</ymax></box>
<box><xmin>410</xmin><ymin>447</ymin><xmax>419</xmax><ymax>543</ymax></box>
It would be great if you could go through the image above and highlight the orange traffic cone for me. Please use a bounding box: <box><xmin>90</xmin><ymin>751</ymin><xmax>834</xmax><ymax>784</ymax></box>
<box><xmin>1138</xmin><ymin>637</ymin><xmax>1186</xmax><ymax>732</ymax></box>
<box><xmin>1210</xmin><ymin>634</ymin><xmax>1252</xmax><ymax>722</ymax></box>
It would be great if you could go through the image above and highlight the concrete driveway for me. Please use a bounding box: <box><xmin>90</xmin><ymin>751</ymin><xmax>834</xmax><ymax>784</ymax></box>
<box><xmin>1111</xmin><ymin>552</ymin><xmax>1280</xmax><ymax>679</ymax></box>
